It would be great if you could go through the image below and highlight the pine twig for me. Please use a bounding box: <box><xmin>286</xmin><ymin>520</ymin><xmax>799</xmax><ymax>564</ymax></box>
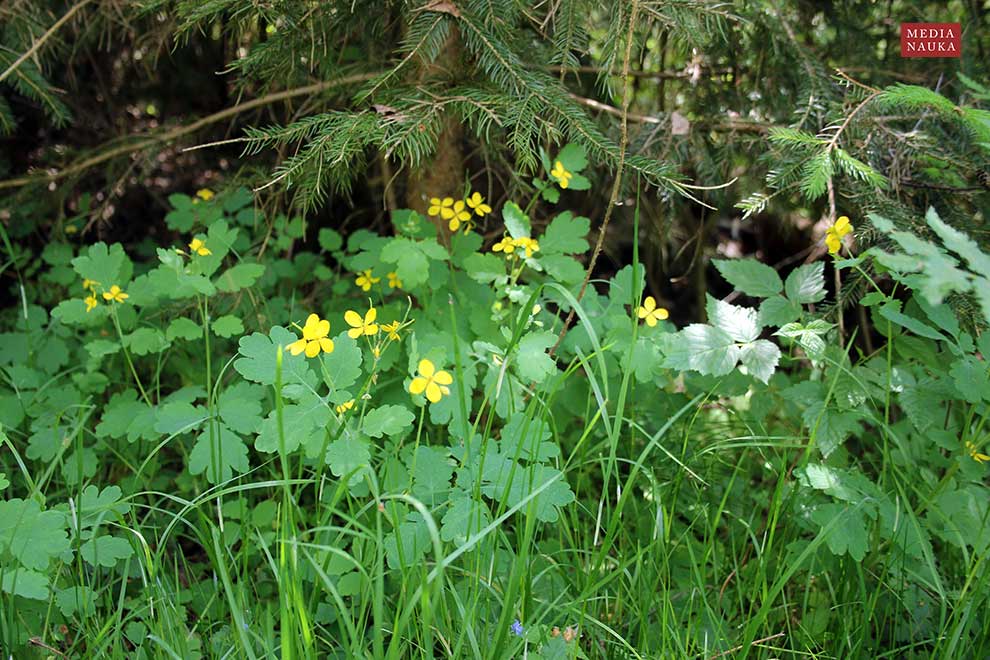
<box><xmin>0</xmin><ymin>73</ymin><xmax>378</xmax><ymax>191</ymax></box>
<box><xmin>0</xmin><ymin>0</ymin><xmax>92</xmax><ymax>85</ymax></box>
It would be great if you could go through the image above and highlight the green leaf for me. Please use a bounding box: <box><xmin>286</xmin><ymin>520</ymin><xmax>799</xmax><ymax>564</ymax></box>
<box><xmin>410</xmin><ymin>445</ymin><xmax>453</xmax><ymax>505</ymax></box>
<box><xmin>166</xmin><ymin>317</ymin><xmax>201</xmax><ymax>341</ymax></box>
<box><xmin>391</xmin><ymin>209</ymin><xmax>435</xmax><ymax>239</ymax></box>
<box><xmin>784</xmin><ymin>263</ymin><xmax>826</xmax><ymax>304</ymax></box>
<box><xmin>217</xmin><ymin>382</ymin><xmax>265</xmax><ymax>434</ymax></box>
<box><xmin>78</xmin><ymin>485</ymin><xmax>130</xmax><ymax>528</ymax></box>
<box><xmin>540</xmin><ymin>212</ymin><xmax>590</xmax><ymax>255</ymax></box>
<box><xmin>325</xmin><ymin>435</ymin><xmax>370</xmax><ymax>483</ymax></box>
<box><xmin>80</xmin><ymin>535</ymin><xmax>133</xmax><ymax>568</ymax></box>
<box><xmin>212</xmin><ymin>315</ymin><xmax>244</xmax><ymax>338</ymax></box>
<box><xmin>529</xmin><ymin>465</ymin><xmax>575</xmax><ymax>522</ymax></box>
<box><xmin>878</xmin><ymin>302</ymin><xmax>947</xmax><ymax>341</ymax></box>
<box><xmin>154</xmin><ymin>401</ymin><xmax>207</xmax><ymax>435</ymax></box>
<box><xmin>800</xmin><ymin>464</ymin><xmax>865</xmax><ymax>502</ymax></box>
<box><xmin>501</xmin><ymin>413</ymin><xmax>557</xmax><ymax>461</ymax></box>
<box><xmin>52</xmin><ymin>298</ymin><xmax>108</xmax><ymax>325</ymax></box>
<box><xmin>514</xmin><ymin>331</ymin><xmax>557</xmax><ymax>383</ymax></box>
<box><xmin>71</xmin><ymin>242</ymin><xmax>132</xmax><ymax>287</ymax></box>
<box><xmin>713</xmin><ymin>259</ymin><xmax>783</xmax><ymax>297</ymax></box>
<box><xmin>322</xmin><ymin>332</ymin><xmax>363</xmax><ymax>392</ymax></box>
<box><xmin>380</xmin><ymin>238</ymin><xmax>448</xmax><ymax>289</ymax></box>
<box><xmin>926</xmin><ymin>207</ymin><xmax>990</xmax><ymax>275</ymax></box>
<box><xmin>215</xmin><ymin>263</ymin><xmax>265</xmax><ymax>293</ymax></box>
<box><xmin>1</xmin><ymin>568</ymin><xmax>49</xmax><ymax>600</ymax></box>
<box><xmin>706</xmin><ymin>295</ymin><xmax>760</xmax><ymax>343</ymax></box>
<box><xmin>759</xmin><ymin>295</ymin><xmax>801</xmax><ymax>327</ymax></box>
<box><xmin>804</xmin><ymin>402</ymin><xmax>860</xmax><ymax>457</ymax></box>
<box><xmin>811</xmin><ymin>504</ymin><xmax>870</xmax><ymax>561</ymax></box>
<box><xmin>189</xmin><ymin>423</ymin><xmax>250</xmax><ymax>484</ymax></box>
<box><xmin>234</xmin><ymin>326</ymin><xmax>310</xmax><ymax>385</ymax></box>
<box><xmin>255</xmin><ymin>406</ymin><xmax>320</xmax><ymax>454</ymax></box>
<box><xmin>125</xmin><ymin>328</ymin><xmax>170</xmax><ymax>356</ymax></box>
<box><xmin>318</xmin><ymin>228</ymin><xmax>343</xmax><ymax>252</ymax></box>
<box><xmin>502</xmin><ymin>202</ymin><xmax>531</xmax><ymax>239</ymax></box>
<box><xmin>27</xmin><ymin>427</ymin><xmax>60</xmax><ymax>462</ymax></box>
<box><xmin>362</xmin><ymin>405</ymin><xmax>416</xmax><ymax>438</ymax></box>
<box><xmin>950</xmin><ymin>356</ymin><xmax>990</xmax><ymax>403</ymax></box>
<box><xmin>664</xmin><ymin>324</ymin><xmax>740</xmax><ymax>377</ymax></box>
<box><xmin>540</xmin><ymin>254</ymin><xmax>585</xmax><ymax>284</ymax></box>
<box><xmin>739</xmin><ymin>339</ymin><xmax>780</xmax><ymax>384</ymax></box>
<box><xmin>440</xmin><ymin>494</ymin><xmax>491</xmax><ymax>544</ymax></box>
<box><xmin>96</xmin><ymin>390</ymin><xmax>146</xmax><ymax>440</ymax></box>
<box><xmin>463</xmin><ymin>253</ymin><xmax>506</xmax><ymax>283</ymax></box>
<box><xmin>384</xmin><ymin>512</ymin><xmax>430</xmax><ymax>570</ymax></box>
<box><xmin>555</xmin><ymin>143</ymin><xmax>588</xmax><ymax>172</ymax></box>
<box><xmin>56</xmin><ymin>586</ymin><xmax>97</xmax><ymax>617</ymax></box>
<box><xmin>0</xmin><ymin>499</ymin><xmax>70</xmax><ymax>570</ymax></box>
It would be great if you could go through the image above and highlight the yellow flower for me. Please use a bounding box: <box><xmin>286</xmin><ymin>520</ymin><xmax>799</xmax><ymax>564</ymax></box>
<box><xmin>288</xmin><ymin>313</ymin><xmax>335</xmax><ymax>358</ymax></box>
<box><xmin>387</xmin><ymin>271</ymin><xmax>402</xmax><ymax>289</ymax></box>
<box><xmin>428</xmin><ymin>197</ymin><xmax>455</xmax><ymax>220</ymax></box>
<box><xmin>345</xmin><ymin>307</ymin><xmax>379</xmax><ymax>339</ymax></box>
<box><xmin>196</xmin><ymin>189</ymin><xmax>215</xmax><ymax>201</ymax></box>
<box><xmin>189</xmin><ymin>238</ymin><xmax>212</xmax><ymax>256</ymax></box>
<box><xmin>492</xmin><ymin>237</ymin><xmax>516</xmax><ymax>256</ymax></box>
<box><xmin>84</xmin><ymin>295</ymin><xmax>98</xmax><ymax>313</ymax></box>
<box><xmin>466</xmin><ymin>192</ymin><xmax>492</xmax><ymax>217</ymax></box>
<box><xmin>513</xmin><ymin>237</ymin><xmax>540</xmax><ymax>258</ymax></box>
<box><xmin>966</xmin><ymin>441</ymin><xmax>990</xmax><ymax>464</ymax></box>
<box><xmin>382</xmin><ymin>320</ymin><xmax>402</xmax><ymax>341</ymax></box>
<box><xmin>825</xmin><ymin>215</ymin><xmax>853</xmax><ymax>255</ymax></box>
<box><xmin>82</xmin><ymin>278</ymin><xmax>99</xmax><ymax>291</ymax></box>
<box><xmin>637</xmin><ymin>296</ymin><xmax>669</xmax><ymax>327</ymax></box>
<box><xmin>409</xmin><ymin>358</ymin><xmax>453</xmax><ymax>403</ymax></box>
<box><xmin>550</xmin><ymin>160</ymin><xmax>573</xmax><ymax>189</ymax></box>
<box><xmin>102</xmin><ymin>285</ymin><xmax>129</xmax><ymax>303</ymax></box>
<box><xmin>448</xmin><ymin>200</ymin><xmax>472</xmax><ymax>232</ymax></box>
<box><xmin>335</xmin><ymin>399</ymin><xmax>355</xmax><ymax>414</ymax></box>
<box><xmin>355</xmin><ymin>270</ymin><xmax>381</xmax><ymax>291</ymax></box>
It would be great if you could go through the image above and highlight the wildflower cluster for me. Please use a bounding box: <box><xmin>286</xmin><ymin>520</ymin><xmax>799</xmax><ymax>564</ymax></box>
<box><xmin>81</xmin><ymin>277</ymin><xmax>129</xmax><ymax>313</ymax></box>
<box><xmin>492</xmin><ymin>236</ymin><xmax>540</xmax><ymax>259</ymax></box>
<box><xmin>428</xmin><ymin>190</ymin><xmax>491</xmax><ymax>233</ymax></box>
<box><xmin>355</xmin><ymin>270</ymin><xmax>401</xmax><ymax>292</ymax></box>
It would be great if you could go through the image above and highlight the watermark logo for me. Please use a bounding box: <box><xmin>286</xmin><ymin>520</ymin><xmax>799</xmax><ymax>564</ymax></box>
<box><xmin>901</xmin><ymin>23</ymin><xmax>961</xmax><ymax>58</ymax></box>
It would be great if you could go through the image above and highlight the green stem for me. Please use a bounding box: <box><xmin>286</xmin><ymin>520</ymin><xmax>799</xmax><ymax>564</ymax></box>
<box><xmin>110</xmin><ymin>305</ymin><xmax>151</xmax><ymax>406</ymax></box>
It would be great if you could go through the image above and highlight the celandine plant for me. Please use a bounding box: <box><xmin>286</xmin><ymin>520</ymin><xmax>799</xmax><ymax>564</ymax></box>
<box><xmin>1</xmin><ymin>147</ymin><xmax>989</xmax><ymax>657</ymax></box>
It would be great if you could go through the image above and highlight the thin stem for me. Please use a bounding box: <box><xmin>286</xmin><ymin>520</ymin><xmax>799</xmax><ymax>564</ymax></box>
<box><xmin>109</xmin><ymin>305</ymin><xmax>151</xmax><ymax>406</ymax></box>
<box><xmin>551</xmin><ymin>0</ymin><xmax>639</xmax><ymax>356</ymax></box>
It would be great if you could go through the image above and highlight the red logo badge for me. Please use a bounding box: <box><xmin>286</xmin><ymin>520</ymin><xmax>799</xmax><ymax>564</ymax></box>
<box><xmin>901</xmin><ymin>23</ymin><xmax>961</xmax><ymax>58</ymax></box>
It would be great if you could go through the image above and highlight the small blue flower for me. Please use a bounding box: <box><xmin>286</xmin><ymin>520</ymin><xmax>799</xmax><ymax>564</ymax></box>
<box><xmin>510</xmin><ymin>619</ymin><xmax>524</xmax><ymax>636</ymax></box>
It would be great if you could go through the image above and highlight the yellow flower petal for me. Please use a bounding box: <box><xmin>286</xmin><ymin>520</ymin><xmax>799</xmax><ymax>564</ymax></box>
<box><xmin>418</xmin><ymin>359</ymin><xmax>435</xmax><ymax>379</ymax></box>
<box><xmin>288</xmin><ymin>338</ymin><xmax>307</xmax><ymax>356</ymax></box>
<box><xmin>319</xmin><ymin>337</ymin><xmax>335</xmax><ymax>354</ymax></box>
<box><xmin>425</xmin><ymin>382</ymin><xmax>442</xmax><ymax>403</ymax></box>
<box><xmin>345</xmin><ymin>310</ymin><xmax>364</xmax><ymax>328</ymax></box>
<box><xmin>410</xmin><ymin>376</ymin><xmax>428</xmax><ymax>395</ymax></box>
<box><xmin>433</xmin><ymin>369</ymin><xmax>453</xmax><ymax>386</ymax></box>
